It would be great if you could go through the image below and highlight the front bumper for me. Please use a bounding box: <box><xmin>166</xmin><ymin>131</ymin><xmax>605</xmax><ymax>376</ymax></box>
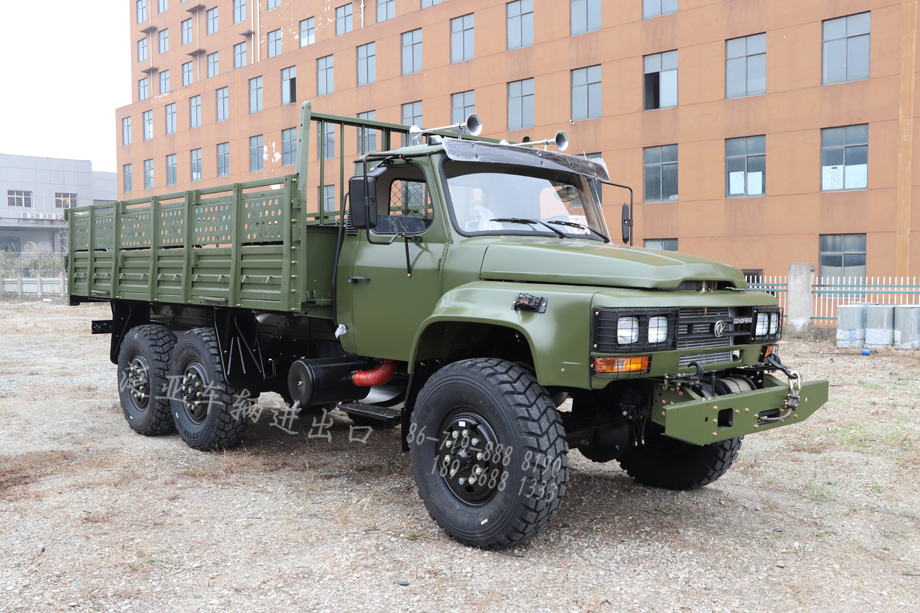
<box><xmin>650</xmin><ymin>375</ymin><xmax>829</xmax><ymax>445</ymax></box>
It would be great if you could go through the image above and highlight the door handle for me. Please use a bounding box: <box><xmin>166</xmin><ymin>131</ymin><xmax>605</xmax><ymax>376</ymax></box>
<box><xmin>348</xmin><ymin>276</ymin><xmax>371</xmax><ymax>283</ymax></box>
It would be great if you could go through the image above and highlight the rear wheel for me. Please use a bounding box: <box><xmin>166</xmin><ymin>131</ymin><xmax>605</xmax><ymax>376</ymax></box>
<box><xmin>617</xmin><ymin>423</ymin><xmax>742</xmax><ymax>490</ymax></box>
<box><xmin>410</xmin><ymin>358</ymin><xmax>568</xmax><ymax>549</ymax></box>
<box><xmin>169</xmin><ymin>328</ymin><xmax>247</xmax><ymax>451</ymax></box>
<box><xmin>117</xmin><ymin>325</ymin><xmax>176</xmax><ymax>436</ymax></box>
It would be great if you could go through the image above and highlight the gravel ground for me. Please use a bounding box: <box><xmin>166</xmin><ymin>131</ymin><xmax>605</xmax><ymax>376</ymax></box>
<box><xmin>1</xmin><ymin>300</ymin><xmax>919</xmax><ymax>613</ymax></box>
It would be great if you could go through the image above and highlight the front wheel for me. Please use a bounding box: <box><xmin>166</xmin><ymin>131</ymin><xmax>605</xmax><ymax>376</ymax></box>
<box><xmin>617</xmin><ymin>423</ymin><xmax>742</xmax><ymax>490</ymax></box>
<box><xmin>409</xmin><ymin>358</ymin><xmax>568</xmax><ymax>549</ymax></box>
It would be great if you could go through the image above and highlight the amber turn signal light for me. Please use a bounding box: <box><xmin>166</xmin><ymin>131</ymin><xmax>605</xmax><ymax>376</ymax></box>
<box><xmin>592</xmin><ymin>355</ymin><xmax>651</xmax><ymax>374</ymax></box>
<box><xmin>763</xmin><ymin>344</ymin><xmax>778</xmax><ymax>358</ymax></box>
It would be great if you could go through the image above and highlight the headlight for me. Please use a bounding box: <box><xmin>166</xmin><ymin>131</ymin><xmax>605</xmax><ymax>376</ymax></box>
<box><xmin>617</xmin><ymin>316</ymin><xmax>639</xmax><ymax>344</ymax></box>
<box><xmin>769</xmin><ymin>312</ymin><xmax>779</xmax><ymax>335</ymax></box>
<box><xmin>755</xmin><ymin>314</ymin><xmax>768</xmax><ymax>337</ymax></box>
<box><xmin>648</xmin><ymin>316</ymin><xmax>668</xmax><ymax>343</ymax></box>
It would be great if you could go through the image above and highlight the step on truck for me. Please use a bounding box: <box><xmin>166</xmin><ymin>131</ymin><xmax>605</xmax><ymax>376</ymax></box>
<box><xmin>67</xmin><ymin>102</ymin><xmax>828</xmax><ymax>549</ymax></box>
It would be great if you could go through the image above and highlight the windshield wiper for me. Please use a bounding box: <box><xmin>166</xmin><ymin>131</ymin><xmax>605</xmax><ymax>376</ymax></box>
<box><xmin>490</xmin><ymin>218</ymin><xmax>567</xmax><ymax>238</ymax></box>
<box><xmin>546</xmin><ymin>220</ymin><xmax>609</xmax><ymax>243</ymax></box>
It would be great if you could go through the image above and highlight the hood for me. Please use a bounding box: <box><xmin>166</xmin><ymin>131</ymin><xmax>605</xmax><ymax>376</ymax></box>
<box><xmin>478</xmin><ymin>238</ymin><xmax>746</xmax><ymax>289</ymax></box>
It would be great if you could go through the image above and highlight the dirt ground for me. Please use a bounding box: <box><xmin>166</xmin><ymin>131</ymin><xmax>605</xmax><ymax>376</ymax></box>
<box><xmin>0</xmin><ymin>300</ymin><xmax>918</xmax><ymax>613</ymax></box>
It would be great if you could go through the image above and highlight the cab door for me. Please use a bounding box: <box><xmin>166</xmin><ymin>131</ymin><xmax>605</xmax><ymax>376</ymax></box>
<box><xmin>347</xmin><ymin>163</ymin><xmax>445</xmax><ymax>360</ymax></box>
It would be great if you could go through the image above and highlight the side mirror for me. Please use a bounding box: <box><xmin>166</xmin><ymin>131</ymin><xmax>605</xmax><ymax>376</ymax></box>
<box><xmin>621</xmin><ymin>202</ymin><xmax>632</xmax><ymax>244</ymax></box>
<box><xmin>348</xmin><ymin>175</ymin><xmax>378</xmax><ymax>229</ymax></box>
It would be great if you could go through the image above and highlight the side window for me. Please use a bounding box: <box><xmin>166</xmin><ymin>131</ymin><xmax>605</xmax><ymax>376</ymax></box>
<box><xmin>373</xmin><ymin>167</ymin><xmax>434</xmax><ymax>234</ymax></box>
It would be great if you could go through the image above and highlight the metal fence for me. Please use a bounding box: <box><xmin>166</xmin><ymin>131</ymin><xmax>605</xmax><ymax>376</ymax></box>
<box><xmin>812</xmin><ymin>277</ymin><xmax>920</xmax><ymax>326</ymax></box>
<box><xmin>745</xmin><ymin>276</ymin><xmax>789</xmax><ymax>317</ymax></box>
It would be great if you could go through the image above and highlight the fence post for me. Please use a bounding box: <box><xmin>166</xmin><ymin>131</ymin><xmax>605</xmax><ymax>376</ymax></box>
<box><xmin>17</xmin><ymin>271</ymin><xmax>23</xmax><ymax>298</ymax></box>
<box><xmin>59</xmin><ymin>271</ymin><xmax>66</xmax><ymax>298</ymax></box>
<box><xmin>37</xmin><ymin>273</ymin><xmax>43</xmax><ymax>300</ymax></box>
<box><xmin>0</xmin><ymin>274</ymin><xmax>4</xmax><ymax>300</ymax></box>
<box><xmin>787</xmin><ymin>262</ymin><xmax>816</xmax><ymax>335</ymax></box>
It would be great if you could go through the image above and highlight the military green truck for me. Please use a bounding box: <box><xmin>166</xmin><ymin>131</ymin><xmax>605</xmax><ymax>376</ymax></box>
<box><xmin>67</xmin><ymin>101</ymin><xmax>827</xmax><ymax>549</ymax></box>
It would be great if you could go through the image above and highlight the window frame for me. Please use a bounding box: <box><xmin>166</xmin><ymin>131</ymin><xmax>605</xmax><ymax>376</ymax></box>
<box><xmin>357</xmin><ymin>42</ymin><xmax>376</xmax><ymax>86</ymax></box>
<box><xmin>571</xmin><ymin>65</ymin><xmax>602</xmax><ymax>121</ymax></box>
<box><xmin>725</xmin><ymin>135</ymin><xmax>766</xmax><ymax>198</ymax></box>
<box><xmin>507</xmin><ymin>78</ymin><xmax>535</xmax><ymax>131</ymax></box>
<box><xmin>643</xmin><ymin>144</ymin><xmax>679</xmax><ymax>202</ymax></box>
<box><xmin>507</xmin><ymin>0</ymin><xmax>534</xmax><ymax>51</ymax></box>
<box><xmin>643</xmin><ymin>50</ymin><xmax>678</xmax><ymax>110</ymax></box>
<box><xmin>401</xmin><ymin>29</ymin><xmax>423</xmax><ymax>75</ymax></box>
<box><xmin>820</xmin><ymin>124</ymin><xmax>868</xmax><ymax>191</ymax></box>
<box><xmin>450</xmin><ymin>14</ymin><xmax>475</xmax><ymax>64</ymax></box>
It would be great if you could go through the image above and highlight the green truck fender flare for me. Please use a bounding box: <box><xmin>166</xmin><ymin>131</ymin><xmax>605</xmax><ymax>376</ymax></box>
<box><xmin>408</xmin><ymin>281</ymin><xmax>598</xmax><ymax>389</ymax></box>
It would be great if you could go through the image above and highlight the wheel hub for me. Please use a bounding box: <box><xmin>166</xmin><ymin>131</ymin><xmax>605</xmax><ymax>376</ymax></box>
<box><xmin>437</xmin><ymin>412</ymin><xmax>501</xmax><ymax>505</ymax></box>
<box><xmin>181</xmin><ymin>364</ymin><xmax>209</xmax><ymax>424</ymax></box>
<box><xmin>127</xmin><ymin>356</ymin><xmax>150</xmax><ymax>410</ymax></box>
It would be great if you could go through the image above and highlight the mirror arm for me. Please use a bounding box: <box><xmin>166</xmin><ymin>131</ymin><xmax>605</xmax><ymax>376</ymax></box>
<box><xmin>599</xmin><ymin>180</ymin><xmax>634</xmax><ymax>246</ymax></box>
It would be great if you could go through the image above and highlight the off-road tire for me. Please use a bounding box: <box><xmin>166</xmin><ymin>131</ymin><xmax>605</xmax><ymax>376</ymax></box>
<box><xmin>410</xmin><ymin>358</ymin><xmax>568</xmax><ymax>549</ymax></box>
<box><xmin>169</xmin><ymin>328</ymin><xmax>247</xmax><ymax>451</ymax></box>
<box><xmin>117</xmin><ymin>325</ymin><xmax>177</xmax><ymax>436</ymax></box>
<box><xmin>618</xmin><ymin>423</ymin><xmax>742</xmax><ymax>490</ymax></box>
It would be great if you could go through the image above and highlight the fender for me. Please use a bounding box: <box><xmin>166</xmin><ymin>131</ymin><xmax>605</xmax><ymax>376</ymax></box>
<box><xmin>408</xmin><ymin>281</ymin><xmax>601</xmax><ymax>389</ymax></box>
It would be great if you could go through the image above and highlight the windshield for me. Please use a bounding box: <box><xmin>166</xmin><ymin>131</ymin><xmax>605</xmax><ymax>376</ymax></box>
<box><xmin>443</xmin><ymin>160</ymin><xmax>609</xmax><ymax>241</ymax></box>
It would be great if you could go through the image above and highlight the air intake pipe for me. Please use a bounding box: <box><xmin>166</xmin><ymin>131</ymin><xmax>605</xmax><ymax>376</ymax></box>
<box><xmin>287</xmin><ymin>357</ymin><xmax>398</xmax><ymax>408</ymax></box>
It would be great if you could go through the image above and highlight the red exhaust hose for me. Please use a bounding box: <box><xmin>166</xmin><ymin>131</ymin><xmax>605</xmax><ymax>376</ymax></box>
<box><xmin>352</xmin><ymin>359</ymin><xmax>398</xmax><ymax>387</ymax></box>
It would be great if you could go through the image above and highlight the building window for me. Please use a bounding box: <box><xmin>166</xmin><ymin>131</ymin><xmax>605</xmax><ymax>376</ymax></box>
<box><xmin>268</xmin><ymin>0</ymin><xmax>279</xmax><ymax>9</ymax></box>
<box><xmin>421</xmin><ymin>0</ymin><xmax>442</xmax><ymax>7</ymax></box>
<box><xmin>158</xmin><ymin>0</ymin><xmax>167</xmax><ymax>13</ymax></box>
<box><xmin>190</xmin><ymin>148</ymin><xmax>202</xmax><ymax>182</ymax></box>
<box><xmin>159</xmin><ymin>70</ymin><xmax>170</xmax><ymax>94</ymax></box>
<box><xmin>451</xmin><ymin>90</ymin><xmax>475</xmax><ymax>132</ymax></box>
<box><xmin>819</xmin><ymin>234</ymin><xmax>866</xmax><ymax>279</ymax></box>
<box><xmin>644</xmin><ymin>238</ymin><xmax>678</xmax><ymax>251</ymax></box>
<box><xmin>319</xmin><ymin>185</ymin><xmax>337</xmax><ymax>213</ymax></box>
<box><xmin>217</xmin><ymin>142</ymin><xmax>230</xmax><ymax>177</ymax></box>
<box><xmin>139</xmin><ymin>77</ymin><xmax>148</xmax><ymax>100</ymax></box>
<box><xmin>300</xmin><ymin>17</ymin><xmax>315</xmax><ymax>47</ymax></box>
<box><xmin>282</xmin><ymin>128</ymin><xmax>297</xmax><ymax>166</ymax></box>
<box><xmin>572</xmin><ymin>65</ymin><xmax>601</xmax><ymax>121</ymax></box>
<box><xmin>165</xmin><ymin>103</ymin><xmax>176</xmax><ymax>135</ymax></box>
<box><xmin>249</xmin><ymin>135</ymin><xmax>264</xmax><ymax>172</ymax></box>
<box><xmin>823</xmin><ymin>12</ymin><xmax>870</xmax><ymax>85</ymax></box>
<box><xmin>216</xmin><ymin>87</ymin><xmax>229</xmax><ymax>122</ymax></box>
<box><xmin>281</xmin><ymin>67</ymin><xmax>296</xmax><ymax>105</ymax></box>
<box><xmin>143</xmin><ymin>110</ymin><xmax>153</xmax><ymax>140</ymax></box>
<box><xmin>357</xmin><ymin>43</ymin><xmax>376</xmax><ymax>86</ymax></box>
<box><xmin>644</xmin><ymin>50</ymin><xmax>678</xmax><ymax>110</ymax></box>
<box><xmin>507</xmin><ymin>78</ymin><xmax>534</xmax><ymax>130</ymax></box>
<box><xmin>144</xmin><ymin>159</ymin><xmax>154</xmax><ymax>190</ymax></box>
<box><xmin>336</xmin><ymin>4</ymin><xmax>353</xmax><ymax>35</ymax></box>
<box><xmin>317</xmin><ymin>122</ymin><xmax>335</xmax><ymax>160</ymax></box>
<box><xmin>206</xmin><ymin>7</ymin><xmax>218</xmax><ymax>34</ymax></box>
<box><xmin>8</xmin><ymin>190</ymin><xmax>33</xmax><ymax>207</ymax></box>
<box><xmin>138</xmin><ymin>38</ymin><xmax>147</xmax><ymax>62</ymax></box>
<box><xmin>234</xmin><ymin>42</ymin><xmax>247</xmax><ymax>68</ymax></box>
<box><xmin>189</xmin><ymin>95</ymin><xmax>201</xmax><ymax>128</ymax></box>
<box><xmin>644</xmin><ymin>145</ymin><xmax>678</xmax><ymax>202</ymax></box>
<box><xmin>726</xmin><ymin>33</ymin><xmax>766</xmax><ymax>99</ymax></box>
<box><xmin>643</xmin><ymin>0</ymin><xmax>676</xmax><ymax>19</ymax></box>
<box><xmin>402</xmin><ymin>101</ymin><xmax>423</xmax><ymax>145</ymax></box>
<box><xmin>402</xmin><ymin>29</ymin><xmax>423</xmax><ymax>75</ymax></box>
<box><xmin>268</xmin><ymin>29</ymin><xmax>282</xmax><ymax>58</ymax></box>
<box><xmin>124</xmin><ymin>164</ymin><xmax>133</xmax><ymax>193</ymax></box>
<box><xmin>233</xmin><ymin>0</ymin><xmax>246</xmax><ymax>24</ymax></box>
<box><xmin>317</xmin><ymin>55</ymin><xmax>334</xmax><ymax>96</ymax></box>
<box><xmin>451</xmin><ymin>14</ymin><xmax>474</xmax><ymax>64</ymax></box>
<box><xmin>55</xmin><ymin>193</ymin><xmax>78</xmax><ymax>209</ymax></box>
<box><xmin>182</xmin><ymin>61</ymin><xmax>193</xmax><ymax>86</ymax></box>
<box><xmin>726</xmin><ymin>135</ymin><xmax>765</xmax><ymax>197</ymax></box>
<box><xmin>207</xmin><ymin>52</ymin><xmax>219</xmax><ymax>78</ymax></box>
<box><xmin>507</xmin><ymin>0</ymin><xmax>533</xmax><ymax>50</ymax></box>
<box><xmin>122</xmin><ymin>117</ymin><xmax>132</xmax><ymax>146</ymax></box>
<box><xmin>182</xmin><ymin>18</ymin><xmax>192</xmax><ymax>45</ymax></box>
<box><xmin>158</xmin><ymin>29</ymin><xmax>168</xmax><ymax>53</ymax></box>
<box><xmin>137</xmin><ymin>0</ymin><xmax>146</xmax><ymax>24</ymax></box>
<box><xmin>358</xmin><ymin>110</ymin><xmax>376</xmax><ymax>154</ymax></box>
<box><xmin>249</xmin><ymin>76</ymin><xmax>263</xmax><ymax>113</ymax></box>
<box><xmin>166</xmin><ymin>154</ymin><xmax>177</xmax><ymax>186</ymax></box>
<box><xmin>377</xmin><ymin>0</ymin><xmax>394</xmax><ymax>22</ymax></box>
<box><xmin>571</xmin><ymin>0</ymin><xmax>600</xmax><ymax>36</ymax></box>
<box><xmin>821</xmin><ymin>124</ymin><xmax>868</xmax><ymax>191</ymax></box>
